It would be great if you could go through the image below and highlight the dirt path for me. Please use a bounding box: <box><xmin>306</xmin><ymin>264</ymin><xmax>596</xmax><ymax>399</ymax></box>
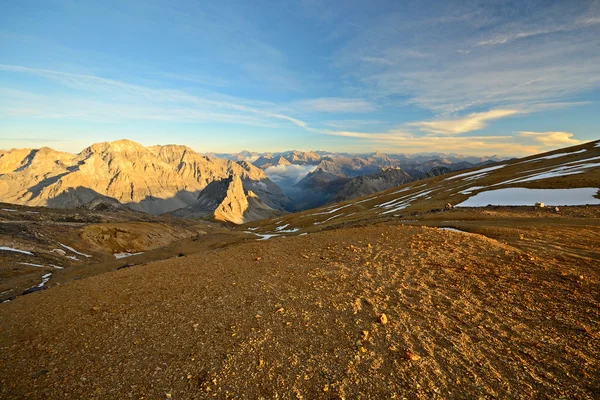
<box><xmin>1</xmin><ymin>222</ymin><xmax>598</xmax><ymax>399</ymax></box>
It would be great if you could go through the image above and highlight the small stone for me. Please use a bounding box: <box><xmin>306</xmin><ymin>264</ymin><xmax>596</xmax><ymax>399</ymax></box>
<box><xmin>91</xmin><ymin>306</ymin><xmax>100</xmax><ymax>312</ymax></box>
<box><xmin>258</xmin><ymin>359</ymin><xmax>264</xmax><ymax>368</ymax></box>
<box><xmin>255</xmin><ymin>257</ymin><xmax>262</xmax><ymax>261</ymax></box>
<box><xmin>379</xmin><ymin>313</ymin><xmax>388</xmax><ymax>325</ymax></box>
<box><xmin>276</xmin><ymin>307</ymin><xmax>285</xmax><ymax>313</ymax></box>
<box><xmin>405</xmin><ymin>350</ymin><xmax>421</xmax><ymax>361</ymax></box>
<box><xmin>165</xmin><ymin>393</ymin><xmax>172</xmax><ymax>399</ymax></box>
<box><xmin>323</xmin><ymin>385</ymin><xmax>329</xmax><ymax>392</ymax></box>
<box><xmin>302</xmin><ymin>255</ymin><xmax>309</xmax><ymax>259</ymax></box>
<box><xmin>32</xmin><ymin>369</ymin><xmax>49</xmax><ymax>378</ymax></box>
<box><xmin>362</xmin><ymin>330</ymin><xmax>369</xmax><ymax>340</ymax></box>
<box><xmin>187</xmin><ymin>374</ymin><xmax>192</xmax><ymax>379</ymax></box>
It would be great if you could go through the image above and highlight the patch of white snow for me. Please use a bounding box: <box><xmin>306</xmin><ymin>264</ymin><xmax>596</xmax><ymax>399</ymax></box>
<box><xmin>59</xmin><ymin>243</ymin><xmax>92</xmax><ymax>258</ymax></box>
<box><xmin>114</xmin><ymin>252</ymin><xmax>144</xmax><ymax>259</ymax></box>
<box><xmin>456</xmin><ymin>187</ymin><xmax>600</xmax><ymax>207</ymax></box>
<box><xmin>444</xmin><ymin>164</ymin><xmax>506</xmax><ymax>181</ymax></box>
<box><xmin>0</xmin><ymin>246</ymin><xmax>34</xmax><ymax>255</ymax></box>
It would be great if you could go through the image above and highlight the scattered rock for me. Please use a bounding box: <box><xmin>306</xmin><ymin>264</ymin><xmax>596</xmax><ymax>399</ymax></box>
<box><xmin>379</xmin><ymin>313</ymin><xmax>388</xmax><ymax>325</ymax></box>
<box><xmin>178</xmin><ymin>253</ymin><xmax>185</xmax><ymax>257</ymax></box>
<box><xmin>165</xmin><ymin>393</ymin><xmax>172</xmax><ymax>399</ymax></box>
<box><xmin>32</xmin><ymin>369</ymin><xmax>49</xmax><ymax>378</ymax></box>
<box><xmin>405</xmin><ymin>350</ymin><xmax>421</xmax><ymax>361</ymax></box>
<box><xmin>91</xmin><ymin>306</ymin><xmax>101</xmax><ymax>312</ymax></box>
<box><xmin>535</xmin><ymin>202</ymin><xmax>545</xmax><ymax>208</ymax></box>
<box><xmin>362</xmin><ymin>330</ymin><xmax>369</xmax><ymax>340</ymax></box>
<box><xmin>445</xmin><ymin>203</ymin><xmax>453</xmax><ymax>210</ymax></box>
<box><xmin>255</xmin><ymin>257</ymin><xmax>262</xmax><ymax>261</ymax></box>
<box><xmin>554</xmin><ymin>207</ymin><xmax>560</xmax><ymax>212</ymax></box>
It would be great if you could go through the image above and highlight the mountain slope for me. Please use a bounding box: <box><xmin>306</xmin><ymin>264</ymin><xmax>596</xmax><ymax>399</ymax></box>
<box><xmin>172</xmin><ymin>175</ymin><xmax>280</xmax><ymax>224</ymax></box>
<box><xmin>243</xmin><ymin>140</ymin><xmax>600</xmax><ymax>236</ymax></box>
<box><xmin>0</xmin><ymin>139</ymin><xmax>291</xmax><ymax>215</ymax></box>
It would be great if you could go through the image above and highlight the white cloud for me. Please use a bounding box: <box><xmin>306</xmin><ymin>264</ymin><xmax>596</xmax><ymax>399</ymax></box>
<box><xmin>409</xmin><ymin>109</ymin><xmax>520</xmax><ymax>134</ymax></box>
<box><xmin>264</xmin><ymin>164</ymin><xmax>318</xmax><ymax>187</ymax></box>
<box><xmin>516</xmin><ymin>131</ymin><xmax>582</xmax><ymax>147</ymax></box>
<box><xmin>293</xmin><ymin>97</ymin><xmax>376</xmax><ymax>113</ymax></box>
<box><xmin>332</xmin><ymin>2</ymin><xmax>600</xmax><ymax>114</ymax></box>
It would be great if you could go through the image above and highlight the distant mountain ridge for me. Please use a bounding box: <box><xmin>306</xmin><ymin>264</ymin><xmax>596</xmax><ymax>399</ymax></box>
<box><xmin>0</xmin><ymin>139</ymin><xmax>291</xmax><ymax>216</ymax></box>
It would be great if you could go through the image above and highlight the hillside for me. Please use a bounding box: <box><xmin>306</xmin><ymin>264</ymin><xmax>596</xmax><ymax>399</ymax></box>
<box><xmin>0</xmin><ymin>139</ymin><xmax>291</xmax><ymax>215</ymax></box>
<box><xmin>244</xmin><ymin>140</ymin><xmax>600</xmax><ymax>236</ymax></box>
<box><xmin>172</xmin><ymin>176</ymin><xmax>281</xmax><ymax>224</ymax></box>
<box><xmin>0</xmin><ymin>141</ymin><xmax>598</xmax><ymax>399</ymax></box>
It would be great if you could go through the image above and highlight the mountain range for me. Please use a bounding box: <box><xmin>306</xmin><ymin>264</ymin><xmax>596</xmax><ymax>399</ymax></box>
<box><xmin>0</xmin><ymin>139</ymin><xmax>290</xmax><ymax>223</ymax></box>
<box><xmin>0</xmin><ymin>139</ymin><xmax>510</xmax><ymax>223</ymax></box>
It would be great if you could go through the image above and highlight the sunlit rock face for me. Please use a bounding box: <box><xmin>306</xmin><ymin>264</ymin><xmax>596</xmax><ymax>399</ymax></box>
<box><xmin>0</xmin><ymin>139</ymin><xmax>290</xmax><ymax>215</ymax></box>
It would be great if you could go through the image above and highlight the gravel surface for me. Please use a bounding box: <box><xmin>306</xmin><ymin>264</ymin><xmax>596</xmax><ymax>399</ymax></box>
<box><xmin>1</xmin><ymin>220</ymin><xmax>598</xmax><ymax>399</ymax></box>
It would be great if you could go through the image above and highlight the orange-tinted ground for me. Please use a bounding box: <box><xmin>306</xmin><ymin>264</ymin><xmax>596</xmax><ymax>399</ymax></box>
<box><xmin>1</xmin><ymin>207</ymin><xmax>598</xmax><ymax>399</ymax></box>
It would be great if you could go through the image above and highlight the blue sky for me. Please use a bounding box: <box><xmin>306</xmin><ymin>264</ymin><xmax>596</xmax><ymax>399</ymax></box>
<box><xmin>1</xmin><ymin>0</ymin><xmax>599</xmax><ymax>156</ymax></box>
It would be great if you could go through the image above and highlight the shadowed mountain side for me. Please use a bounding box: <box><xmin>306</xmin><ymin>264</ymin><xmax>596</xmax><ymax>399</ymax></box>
<box><xmin>46</xmin><ymin>187</ymin><xmax>125</xmax><ymax>209</ymax></box>
<box><xmin>172</xmin><ymin>176</ymin><xmax>282</xmax><ymax>224</ymax></box>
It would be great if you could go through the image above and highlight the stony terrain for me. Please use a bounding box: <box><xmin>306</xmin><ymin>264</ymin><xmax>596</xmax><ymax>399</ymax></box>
<box><xmin>0</xmin><ymin>202</ymin><xmax>234</xmax><ymax>301</ymax></box>
<box><xmin>0</xmin><ymin>209</ymin><xmax>598</xmax><ymax>399</ymax></box>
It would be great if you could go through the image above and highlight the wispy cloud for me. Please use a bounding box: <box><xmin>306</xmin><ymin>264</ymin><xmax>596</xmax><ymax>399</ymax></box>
<box><xmin>409</xmin><ymin>109</ymin><xmax>521</xmax><ymax>135</ymax></box>
<box><xmin>0</xmin><ymin>65</ymin><xmax>309</xmax><ymax>129</ymax></box>
<box><xmin>332</xmin><ymin>2</ymin><xmax>600</xmax><ymax>114</ymax></box>
<box><xmin>516</xmin><ymin>131</ymin><xmax>582</xmax><ymax>147</ymax></box>
<box><xmin>293</xmin><ymin>97</ymin><xmax>376</xmax><ymax>113</ymax></box>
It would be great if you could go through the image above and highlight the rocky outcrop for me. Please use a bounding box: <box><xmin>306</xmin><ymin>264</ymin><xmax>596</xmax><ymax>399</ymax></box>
<box><xmin>253</xmin><ymin>155</ymin><xmax>292</xmax><ymax>169</ymax></box>
<box><xmin>173</xmin><ymin>176</ymin><xmax>280</xmax><ymax>224</ymax></box>
<box><xmin>0</xmin><ymin>139</ymin><xmax>291</xmax><ymax>215</ymax></box>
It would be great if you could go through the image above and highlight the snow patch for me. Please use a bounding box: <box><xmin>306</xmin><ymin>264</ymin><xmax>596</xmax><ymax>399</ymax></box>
<box><xmin>460</xmin><ymin>186</ymin><xmax>486</xmax><ymax>195</ymax></box>
<box><xmin>494</xmin><ymin>159</ymin><xmax>600</xmax><ymax>186</ymax></box>
<box><xmin>36</xmin><ymin>273</ymin><xmax>52</xmax><ymax>288</ymax></box>
<box><xmin>457</xmin><ymin>187</ymin><xmax>600</xmax><ymax>207</ymax></box>
<box><xmin>2</xmin><ymin>208</ymin><xmax>17</xmax><ymax>212</ymax></box>
<box><xmin>519</xmin><ymin>149</ymin><xmax>587</xmax><ymax>163</ymax></box>
<box><xmin>438</xmin><ymin>227</ymin><xmax>470</xmax><ymax>234</ymax></box>
<box><xmin>254</xmin><ymin>233</ymin><xmax>280</xmax><ymax>240</ymax></box>
<box><xmin>444</xmin><ymin>164</ymin><xmax>506</xmax><ymax>181</ymax></box>
<box><xmin>114</xmin><ymin>252</ymin><xmax>144</xmax><ymax>259</ymax></box>
<box><xmin>59</xmin><ymin>243</ymin><xmax>92</xmax><ymax>258</ymax></box>
<box><xmin>18</xmin><ymin>262</ymin><xmax>47</xmax><ymax>268</ymax></box>
<box><xmin>0</xmin><ymin>246</ymin><xmax>34</xmax><ymax>255</ymax></box>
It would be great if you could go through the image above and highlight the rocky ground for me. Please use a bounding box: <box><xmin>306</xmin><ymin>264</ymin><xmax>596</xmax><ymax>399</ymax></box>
<box><xmin>1</xmin><ymin>207</ymin><xmax>598</xmax><ymax>399</ymax></box>
<box><xmin>0</xmin><ymin>203</ymin><xmax>235</xmax><ymax>300</ymax></box>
